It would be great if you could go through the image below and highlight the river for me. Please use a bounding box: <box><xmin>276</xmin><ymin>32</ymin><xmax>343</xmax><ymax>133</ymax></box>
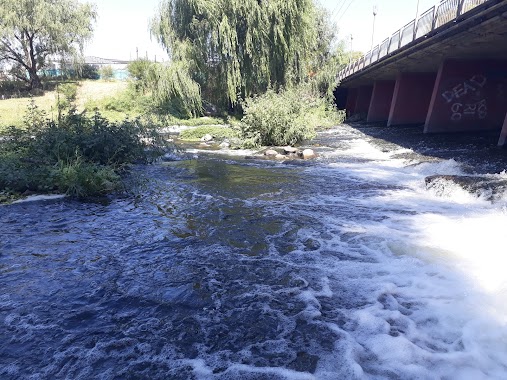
<box><xmin>1</xmin><ymin>123</ymin><xmax>507</xmax><ymax>379</ymax></box>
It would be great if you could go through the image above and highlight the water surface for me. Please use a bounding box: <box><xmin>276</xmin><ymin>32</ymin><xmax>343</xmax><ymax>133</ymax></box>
<box><xmin>1</xmin><ymin>124</ymin><xmax>507</xmax><ymax>379</ymax></box>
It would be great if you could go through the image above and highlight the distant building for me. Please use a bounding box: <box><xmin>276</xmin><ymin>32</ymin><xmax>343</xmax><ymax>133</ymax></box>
<box><xmin>83</xmin><ymin>56</ymin><xmax>131</xmax><ymax>80</ymax></box>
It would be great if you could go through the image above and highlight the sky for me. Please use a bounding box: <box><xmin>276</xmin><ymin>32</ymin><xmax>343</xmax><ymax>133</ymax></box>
<box><xmin>84</xmin><ymin>0</ymin><xmax>442</xmax><ymax>61</ymax></box>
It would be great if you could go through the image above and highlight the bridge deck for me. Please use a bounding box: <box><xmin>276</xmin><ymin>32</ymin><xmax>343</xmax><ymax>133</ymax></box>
<box><xmin>340</xmin><ymin>0</ymin><xmax>507</xmax><ymax>87</ymax></box>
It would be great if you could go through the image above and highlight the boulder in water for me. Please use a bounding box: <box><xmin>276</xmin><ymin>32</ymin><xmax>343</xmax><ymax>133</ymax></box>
<box><xmin>201</xmin><ymin>134</ymin><xmax>213</xmax><ymax>142</ymax></box>
<box><xmin>264</xmin><ymin>149</ymin><xmax>278</xmax><ymax>157</ymax></box>
<box><xmin>425</xmin><ymin>174</ymin><xmax>507</xmax><ymax>201</ymax></box>
<box><xmin>301</xmin><ymin>149</ymin><xmax>317</xmax><ymax>159</ymax></box>
<box><xmin>283</xmin><ymin>146</ymin><xmax>298</xmax><ymax>154</ymax></box>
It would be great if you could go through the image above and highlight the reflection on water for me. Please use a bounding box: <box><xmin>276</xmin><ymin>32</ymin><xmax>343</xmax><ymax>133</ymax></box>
<box><xmin>1</xmin><ymin>124</ymin><xmax>507</xmax><ymax>379</ymax></box>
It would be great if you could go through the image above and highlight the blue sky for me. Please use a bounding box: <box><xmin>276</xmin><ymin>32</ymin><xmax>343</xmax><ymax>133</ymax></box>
<box><xmin>84</xmin><ymin>0</ymin><xmax>440</xmax><ymax>60</ymax></box>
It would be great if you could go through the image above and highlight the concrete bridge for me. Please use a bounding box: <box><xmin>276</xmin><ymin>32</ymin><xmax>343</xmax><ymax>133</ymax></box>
<box><xmin>336</xmin><ymin>0</ymin><xmax>507</xmax><ymax>146</ymax></box>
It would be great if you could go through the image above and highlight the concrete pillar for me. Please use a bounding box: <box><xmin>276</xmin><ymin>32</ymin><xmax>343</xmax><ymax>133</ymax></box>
<box><xmin>354</xmin><ymin>85</ymin><xmax>374</xmax><ymax>115</ymax></box>
<box><xmin>345</xmin><ymin>88</ymin><xmax>358</xmax><ymax>117</ymax></box>
<box><xmin>388</xmin><ymin>72</ymin><xmax>437</xmax><ymax>126</ymax></box>
<box><xmin>499</xmin><ymin>112</ymin><xmax>507</xmax><ymax>146</ymax></box>
<box><xmin>367</xmin><ymin>80</ymin><xmax>396</xmax><ymax>122</ymax></box>
<box><xmin>425</xmin><ymin>59</ymin><xmax>507</xmax><ymax>133</ymax></box>
<box><xmin>334</xmin><ymin>87</ymin><xmax>349</xmax><ymax>110</ymax></box>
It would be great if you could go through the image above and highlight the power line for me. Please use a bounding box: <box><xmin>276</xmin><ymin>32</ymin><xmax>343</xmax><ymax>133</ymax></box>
<box><xmin>330</xmin><ymin>0</ymin><xmax>347</xmax><ymax>20</ymax></box>
<box><xmin>336</xmin><ymin>0</ymin><xmax>356</xmax><ymax>23</ymax></box>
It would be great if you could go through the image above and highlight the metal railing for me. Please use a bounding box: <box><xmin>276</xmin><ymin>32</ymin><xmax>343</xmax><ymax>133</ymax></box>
<box><xmin>400</xmin><ymin>20</ymin><xmax>416</xmax><ymax>47</ymax></box>
<box><xmin>338</xmin><ymin>0</ymin><xmax>490</xmax><ymax>81</ymax></box>
<box><xmin>415</xmin><ymin>7</ymin><xmax>436</xmax><ymax>39</ymax></box>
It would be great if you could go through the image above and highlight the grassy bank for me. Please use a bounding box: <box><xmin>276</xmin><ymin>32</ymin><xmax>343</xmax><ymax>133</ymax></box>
<box><xmin>0</xmin><ymin>80</ymin><xmax>128</xmax><ymax>131</ymax></box>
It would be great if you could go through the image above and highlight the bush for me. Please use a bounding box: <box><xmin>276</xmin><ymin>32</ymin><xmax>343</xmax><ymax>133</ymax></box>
<box><xmin>0</xmin><ymin>103</ymin><xmax>166</xmax><ymax>200</ymax></box>
<box><xmin>127</xmin><ymin>59</ymin><xmax>152</xmax><ymax>93</ymax></box>
<box><xmin>80</xmin><ymin>64</ymin><xmax>100</xmax><ymax>80</ymax></box>
<box><xmin>51</xmin><ymin>155</ymin><xmax>120</xmax><ymax>197</ymax></box>
<box><xmin>99</xmin><ymin>65</ymin><xmax>115</xmax><ymax>81</ymax></box>
<box><xmin>56</xmin><ymin>82</ymin><xmax>78</xmax><ymax>114</ymax></box>
<box><xmin>240</xmin><ymin>85</ymin><xmax>344</xmax><ymax>147</ymax></box>
<box><xmin>0</xmin><ymin>80</ymin><xmax>26</xmax><ymax>96</ymax></box>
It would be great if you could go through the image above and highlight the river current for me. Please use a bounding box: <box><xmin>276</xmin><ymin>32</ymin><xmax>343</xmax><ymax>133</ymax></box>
<box><xmin>1</xmin><ymin>123</ymin><xmax>507</xmax><ymax>379</ymax></box>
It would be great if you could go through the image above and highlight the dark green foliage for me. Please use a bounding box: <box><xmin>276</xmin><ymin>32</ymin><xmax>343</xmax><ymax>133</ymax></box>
<box><xmin>0</xmin><ymin>102</ymin><xmax>166</xmax><ymax>199</ymax></box>
<box><xmin>0</xmin><ymin>80</ymin><xmax>26</xmax><ymax>96</ymax></box>
<box><xmin>79</xmin><ymin>64</ymin><xmax>100</xmax><ymax>80</ymax></box>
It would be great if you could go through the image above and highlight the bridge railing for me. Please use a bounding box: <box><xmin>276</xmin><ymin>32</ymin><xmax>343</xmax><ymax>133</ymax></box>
<box><xmin>338</xmin><ymin>0</ymin><xmax>490</xmax><ymax>81</ymax></box>
<box><xmin>415</xmin><ymin>7</ymin><xmax>436</xmax><ymax>39</ymax></box>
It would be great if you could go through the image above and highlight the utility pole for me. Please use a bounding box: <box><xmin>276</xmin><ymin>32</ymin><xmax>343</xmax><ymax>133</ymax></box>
<box><xmin>349</xmin><ymin>34</ymin><xmax>354</xmax><ymax>63</ymax></box>
<box><xmin>371</xmin><ymin>4</ymin><xmax>378</xmax><ymax>50</ymax></box>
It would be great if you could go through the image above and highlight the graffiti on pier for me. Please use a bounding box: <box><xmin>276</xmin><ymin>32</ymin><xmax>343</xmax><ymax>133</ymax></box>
<box><xmin>449</xmin><ymin>99</ymin><xmax>487</xmax><ymax>121</ymax></box>
<box><xmin>441</xmin><ymin>74</ymin><xmax>488</xmax><ymax>122</ymax></box>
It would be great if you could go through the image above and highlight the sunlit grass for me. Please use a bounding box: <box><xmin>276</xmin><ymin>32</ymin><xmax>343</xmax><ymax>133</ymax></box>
<box><xmin>0</xmin><ymin>80</ymin><xmax>128</xmax><ymax>131</ymax></box>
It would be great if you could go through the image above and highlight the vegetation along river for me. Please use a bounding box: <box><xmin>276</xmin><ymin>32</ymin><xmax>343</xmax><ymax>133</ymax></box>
<box><xmin>1</xmin><ymin>123</ymin><xmax>507</xmax><ymax>379</ymax></box>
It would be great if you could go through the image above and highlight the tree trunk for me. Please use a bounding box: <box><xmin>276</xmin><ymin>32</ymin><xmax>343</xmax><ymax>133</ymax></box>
<box><xmin>28</xmin><ymin>67</ymin><xmax>43</xmax><ymax>90</ymax></box>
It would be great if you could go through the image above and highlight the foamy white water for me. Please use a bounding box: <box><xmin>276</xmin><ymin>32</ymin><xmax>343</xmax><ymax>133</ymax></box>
<box><xmin>301</xmin><ymin>127</ymin><xmax>507</xmax><ymax>379</ymax></box>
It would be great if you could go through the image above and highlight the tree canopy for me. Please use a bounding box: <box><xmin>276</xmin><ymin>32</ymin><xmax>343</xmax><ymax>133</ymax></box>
<box><xmin>151</xmin><ymin>0</ymin><xmax>335</xmax><ymax>110</ymax></box>
<box><xmin>0</xmin><ymin>0</ymin><xmax>96</xmax><ymax>89</ymax></box>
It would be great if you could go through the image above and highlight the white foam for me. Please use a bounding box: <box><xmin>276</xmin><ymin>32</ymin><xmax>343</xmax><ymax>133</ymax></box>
<box><xmin>222</xmin><ymin>363</ymin><xmax>316</xmax><ymax>379</ymax></box>
<box><xmin>11</xmin><ymin>194</ymin><xmax>66</xmax><ymax>204</ymax></box>
<box><xmin>300</xmin><ymin>127</ymin><xmax>507</xmax><ymax>378</ymax></box>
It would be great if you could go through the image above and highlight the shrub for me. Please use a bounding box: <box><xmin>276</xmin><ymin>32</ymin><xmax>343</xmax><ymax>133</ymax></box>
<box><xmin>55</xmin><ymin>82</ymin><xmax>78</xmax><ymax>115</ymax></box>
<box><xmin>127</xmin><ymin>59</ymin><xmax>152</xmax><ymax>93</ymax></box>
<box><xmin>99</xmin><ymin>65</ymin><xmax>115</xmax><ymax>81</ymax></box>
<box><xmin>80</xmin><ymin>64</ymin><xmax>100</xmax><ymax>80</ymax></box>
<box><xmin>240</xmin><ymin>85</ymin><xmax>344</xmax><ymax>147</ymax></box>
<box><xmin>0</xmin><ymin>103</ymin><xmax>166</xmax><ymax>200</ymax></box>
<box><xmin>51</xmin><ymin>154</ymin><xmax>120</xmax><ymax>197</ymax></box>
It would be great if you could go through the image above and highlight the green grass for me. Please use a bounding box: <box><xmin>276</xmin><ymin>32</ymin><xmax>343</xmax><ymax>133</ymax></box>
<box><xmin>0</xmin><ymin>93</ymin><xmax>56</xmax><ymax>129</ymax></box>
<box><xmin>178</xmin><ymin>125</ymin><xmax>240</xmax><ymax>141</ymax></box>
<box><xmin>0</xmin><ymin>80</ymin><xmax>128</xmax><ymax>132</ymax></box>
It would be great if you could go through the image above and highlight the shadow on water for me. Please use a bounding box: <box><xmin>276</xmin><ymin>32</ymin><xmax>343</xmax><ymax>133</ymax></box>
<box><xmin>344</xmin><ymin>121</ymin><xmax>507</xmax><ymax>174</ymax></box>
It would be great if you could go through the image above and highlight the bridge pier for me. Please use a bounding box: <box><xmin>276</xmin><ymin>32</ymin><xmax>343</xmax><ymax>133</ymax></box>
<box><xmin>354</xmin><ymin>86</ymin><xmax>374</xmax><ymax>116</ymax></box>
<box><xmin>345</xmin><ymin>88</ymin><xmax>358</xmax><ymax>117</ymax></box>
<box><xmin>367</xmin><ymin>80</ymin><xmax>396</xmax><ymax>122</ymax></box>
<box><xmin>499</xmin><ymin>113</ymin><xmax>507</xmax><ymax>146</ymax></box>
<box><xmin>388</xmin><ymin>72</ymin><xmax>436</xmax><ymax>126</ymax></box>
<box><xmin>334</xmin><ymin>87</ymin><xmax>349</xmax><ymax>110</ymax></box>
<box><xmin>424</xmin><ymin>59</ymin><xmax>507</xmax><ymax>134</ymax></box>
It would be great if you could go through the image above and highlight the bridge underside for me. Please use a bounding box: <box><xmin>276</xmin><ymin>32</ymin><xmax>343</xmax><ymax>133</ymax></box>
<box><xmin>338</xmin><ymin>0</ymin><xmax>507</xmax><ymax>146</ymax></box>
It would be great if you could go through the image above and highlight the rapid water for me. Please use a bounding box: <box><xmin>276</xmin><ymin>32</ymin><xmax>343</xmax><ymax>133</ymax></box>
<box><xmin>1</xmin><ymin>124</ymin><xmax>507</xmax><ymax>379</ymax></box>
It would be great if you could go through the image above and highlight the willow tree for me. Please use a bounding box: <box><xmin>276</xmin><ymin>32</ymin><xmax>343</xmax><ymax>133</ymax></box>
<box><xmin>151</xmin><ymin>0</ymin><xmax>332</xmax><ymax>111</ymax></box>
<box><xmin>0</xmin><ymin>0</ymin><xmax>96</xmax><ymax>90</ymax></box>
